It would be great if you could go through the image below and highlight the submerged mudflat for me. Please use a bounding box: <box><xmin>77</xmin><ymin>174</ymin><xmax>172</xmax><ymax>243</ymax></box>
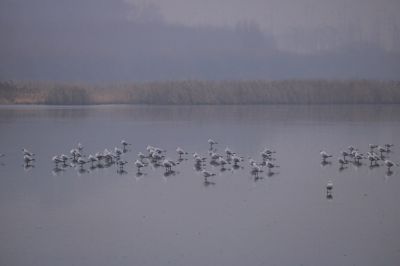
<box><xmin>0</xmin><ymin>104</ymin><xmax>400</xmax><ymax>266</ymax></box>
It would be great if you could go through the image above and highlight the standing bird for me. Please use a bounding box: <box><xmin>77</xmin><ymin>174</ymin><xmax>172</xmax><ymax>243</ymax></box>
<box><xmin>70</xmin><ymin>148</ymin><xmax>81</xmax><ymax>161</ymax></box>
<box><xmin>22</xmin><ymin>148</ymin><xmax>35</xmax><ymax>157</ymax></box>
<box><xmin>94</xmin><ymin>152</ymin><xmax>104</xmax><ymax>161</ymax></box>
<box><xmin>250</xmin><ymin>161</ymin><xmax>262</xmax><ymax>177</ymax></box>
<box><xmin>114</xmin><ymin>147</ymin><xmax>123</xmax><ymax>158</ymax></box>
<box><xmin>176</xmin><ymin>147</ymin><xmax>188</xmax><ymax>159</ymax></box>
<box><xmin>353</xmin><ymin>151</ymin><xmax>363</xmax><ymax>165</ymax></box>
<box><xmin>384</xmin><ymin>160</ymin><xmax>398</xmax><ymax>171</ymax></box>
<box><xmin>52</xmin><ymin>155</ymin><xmax>64</xmax><ymax>167</ymax></box>
<box><xmin>369</xmin><ymin>144</ymin><xmax>378</xmax><ymax>151</ymax></box>
<box><xmin>217</xmin><ymin>157</ymin><xmax>228</xmax><ymax>169</ymax></box>
<box><xmin>194</xmin><ymin>156</ymin><xmax>204</xmax><ymax>168</ymax></box>
<box><xmin>162</xmin><ymin>159</ymin><xmax>175</xmax><ymax>173</ymax></box>
<box><xmin>202</xmin><ymin>170</ymin><xmax>216</xmax><ymax>186</ymax></box>
<box><xmin>136</xmin><ymin>152</ymin><xmax>147</xmax><ymax>163</ymax></box>
<box><xmin>121</xmin><ymin>140</ymin><xmax>131</xmax><ymax>150</ymax></box>
<box><xmin>193</xmin><ymin>152</ymin><xmax>207</xmax><ymax>161</ymax></box>
<box><xmin>77</xmin><ymin>143</ymin><xmax>84</xmax><ymax>152</ymax></box>
<box><xmin>231</xmin><ymin>154</ymin><xmax>243</xmax><ymax>167</ymax></box>
<box><xmin>338</xmin><ymin>157</ymin><xmax>347</xmax><ymax>167</ymax></box>
<box><xmin>60</xmin><ymin>154</ymin><xmax>69</xmax><ymax>165</ymax></box>
<box><xmin>320</xmin><ymin>150</ymin><xmax>332</xmax><ymax>163</ymax></box>
<box><xmin>87</xmin><ymin>155</ymin><xmax>98</xmax><ymax>167</ymax></box>
<box><xmin>348</xmin><ymin>145</ymin><xmax>356</xmax><ymax>154</ymax></box>
<box><xmin>377</xmin><ymin>145</ymin><xmax>386</xmax><ymax>157</ymax></box>
<box><xmin>261</xmin><ymin>148</ymin><xmax>276</xmax><ymax>160</ymax></box>
<box><xmin>103</xmin><ymin>149</ymin><xmax>115</xmax><ymax>164</ymax></box>
<box><xmin>193</xmin><ymin>153</ymin><xmax>206</xmax><ymax>168</ymax></box>
<box><xmin>202</xmin><ymin>169</ymin><xmax>216</xmax><ymax>178</ymax></box>
<box><xmin>225</xmin><ymin>147</ymin><xmax>234</xmax><ymax>160</ymax></box>
<box><xmin>209</xmin><ymin>151</ymin><xmax>222</xmax><ymax>161</ymax></box>
<box><xmin>134</xmin><ymin>159</ymin><xmax>145</xmax><ymax>173</ymax></box>
<box><xmin>266</xmin><ymin>161</ymin><xmax>279</xmax><ymax>172</ymax></box>
<box><xmin>116</xmin><ymin>160</ymin><xmax>128</xmax><ymax>170</ymax></box>
<box><xmin>23</xmin><ymin>155</ymin><xmax>35</xmax><ymax>166</ymax></box>
<box><xmin>208</xmin><ymin>139</ymin><xmax>218</xmax><ymax>150</ymax></box>
<box><xmin>367</xmin><ymin>153</ymin><xmax>378</xmax><ymax>167</ymax></box>
<box><xmin>384</xmin><ymin>144</ymin><xmax>394</xmax><ymax>152</ymax></box>
<box><xmin>340</xmin><ymin>151</ymin><xmax>349</xmax><ymax>162</ymax></box>
<box><xmin>77</xmin><ymin>157</ymin><xmax>87</xmax><ymax>168</ymax></box>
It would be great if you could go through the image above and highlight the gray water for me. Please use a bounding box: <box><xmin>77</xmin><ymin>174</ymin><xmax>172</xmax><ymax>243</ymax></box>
<box><xmin>0</xmin><ymin>105</ymin><xmax>399</xmax><ymax>266</ymax></box>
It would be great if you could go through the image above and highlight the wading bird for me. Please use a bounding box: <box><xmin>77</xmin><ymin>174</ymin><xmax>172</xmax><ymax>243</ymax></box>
<box><xmin>135</xmin><ymin>159</ymin><xmax>145</xmax><ymax>173</ymax></box>
<box><xmin>340</xmin><ymin>151</ymin><xmax>349</xmax><ymax>162</ymax></box>
<box><xmin>208</xmin><ymin>139</ymin><xmax>218</xmax><ymax>150</ymax></box>
<box><xmin>176</xmin><ymin>147</ymin><xmax>188</xmax><ymax>159</ymax></box>
<box><xmin>87</xmin><ymin>155</ymin><xmax>98</xmax><ymax>166</ymax></box>
<box><xmin>77</xmin><ymin>142</ymin><xmax>84</xmax><ymax>152</ymax></box>
<box><xmin>266</xmin><ymin>161</ymin><xmax>279</xmax><ymax>172</ymax></box>
<box><xmin>121</xmin><ymin>140</ymin><xmax>131</xmax><ymax>150</ymax></box>
<box><xmin>384</xmin><ymin>144</ymin><xmax>394</xmax><ymax>152</ymax></box>
<box><xmin>217</xmin><ymin>157</ymin><xmax>228</xmax><ymax>169</ymax></box>
<box><xmin>23</xmin><ymin>155</ymin><xmax>35</xmax><ymax>166</ymax></box>
<box><xmin>250</xmin><ymin>161</ymin><xmax>262</xmax><ymax>177</ymax></box>
<box><xmin>384</xmin><ymin>160</ymin><xmax>398</xmax><ymax>171</ymax></box>
<box><xmin>338</xmin><ymin>157</ymin><xmax>347</xmax><ymax>167</ymax></box>
<box><xmin>377</xmin><ymin>146</ymin><xmax>386</xmax><ymax>158</ymax></box>
<box><xmin>202</xmin><ymin>169</ymin><xmax>216</xmax><ymax>178</ymax></box>
<box><xmin>116</xmin><ymin>160</ymin><xmax>128</xmax><ymax>170</ymax></box>
<box><xmin>22</xmin><ymin>148</ymin><xmax>35</xmax><ymax>157</ymax></box>
<box><xmin>52</xmin><ymin>155</ymin><xmax>64</xmax><ymax>167</ymax></box>
<box><xmin>320</xmin><ymin>150</ymin><xmax>332</xmax><ymax>163</ymax></box>
<box><xmin>369</xmin><ymin>144</ymin><xmax>378</xmax><ymax>151</ymax></box>
<box><xmin>77</xmin><ymin>157</ymin><xmax>87</xmax><ymax>168</ymax></box>
<box><xmin>162</xmin><ymin>159</ymin><xmax>175</xmax><ymax>173</ymax></box>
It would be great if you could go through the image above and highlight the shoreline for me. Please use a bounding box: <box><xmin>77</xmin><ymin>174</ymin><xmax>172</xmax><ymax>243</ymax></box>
<box><xmin>1</xmin><ymin>79</ymin><xmax>400</xmax><ymax>105</ymax></box>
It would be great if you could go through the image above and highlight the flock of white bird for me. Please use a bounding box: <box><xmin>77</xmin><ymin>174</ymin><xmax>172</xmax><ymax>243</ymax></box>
<box><xmin>320</xmin><ymin>143</ymin><xmax>397</xmax><ymax>171</ymax></box>
<box><xmin>320</xmin><ymin>143</ymin><xmax>398</xmax><ymax>197</ymax></box>
<box><xmin>1</xmin><ymin>140</ymin><xmax>397</xmax><ymax>190</ymax></box>
<box><xmin>0</xmin><ymin>139</ymin><xmax>282</xmax><ymax>185</ymax></box>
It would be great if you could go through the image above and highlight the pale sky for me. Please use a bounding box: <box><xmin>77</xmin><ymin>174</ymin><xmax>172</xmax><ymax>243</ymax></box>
<box><xmin>1</xmin><ymin>0</ymin><xmax>399</xmax><ymax>81</ymax></box>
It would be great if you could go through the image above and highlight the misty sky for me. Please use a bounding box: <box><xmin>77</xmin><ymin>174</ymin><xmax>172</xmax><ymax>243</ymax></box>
<box><xmin>1</xmin><ymin>0</ymin><xmax>399</xmax><ymax>81</ymax></box>
<box><xmin>127</xmin><ymin>0</ymin><xmax>400</xmax><ymax>31</ymax></box>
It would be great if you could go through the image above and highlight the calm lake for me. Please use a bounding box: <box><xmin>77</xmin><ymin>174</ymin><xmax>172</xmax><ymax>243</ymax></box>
<box><xmin>0</xmin><ymin>104</ymin><xmax>399</xmax><ymax>266</ymax></box>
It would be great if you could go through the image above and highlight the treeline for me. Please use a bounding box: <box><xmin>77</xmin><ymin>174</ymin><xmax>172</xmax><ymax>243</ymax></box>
<box><xmin>0</xmin><ymin>80</ymin><xmax>399</xmax><ymax>105</ymax></box>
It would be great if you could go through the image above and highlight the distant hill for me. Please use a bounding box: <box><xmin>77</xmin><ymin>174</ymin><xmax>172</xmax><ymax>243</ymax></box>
<box><xmin>1</xmin><ymin>80</ymin><xmax>399</xmax><ymax>105</ymax></box>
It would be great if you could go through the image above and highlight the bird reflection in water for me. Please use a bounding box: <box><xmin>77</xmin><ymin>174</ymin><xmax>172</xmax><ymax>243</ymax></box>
<box><xmin>203</xmin><ymin>177</ymin><xmax>216</xmax><ymax>187</ymax></box>
<box><xmin>267</xmin><ymin>171</ymin><xmax>279</xmax><ymax>177</ymax></box>
<box><xmin>163</xmin><ymin>170</ymin><xmax>178</xmax><ymax>177</ymax></box>
<box><xmin>117</xmin><ymin>169</ymin><xmax>128</xmax><ymax>175</ymax></box>
<box><xmin>326</xmin><ymin>179</ymin><xmax>333</xmax><ymax>200</ymax></box>
<box><xmin>23</xmin><ymin>164</ymin><xmax>35</xmax><ymax>172</ymax></box>
<box><xmin>384</xmin><ymin>170</ymin><xmax>394</xmax><ymax>182</ymax></box>
<box><xmin>77</xmin><ymin>168</ymin><xmax>89</xmax><ymax>175</ymax></box>
<box><xmin>52</xmin><ymin>167</ymin><xmax>66</xmax><ymax>176</ymax></box>
<box><xmin>320</xmin><ymin>161</ymin><xmax>332</xmax><ymax>167</ymax></box>
<box><xmin>254</xmin><ymin>175</ymin><xmax>264</xmax><ymax>182</ymax></box>
<box><xmin>326</xmin><ymin>191</ymin><xmax>333</xmax><ymax>200</ymax></box>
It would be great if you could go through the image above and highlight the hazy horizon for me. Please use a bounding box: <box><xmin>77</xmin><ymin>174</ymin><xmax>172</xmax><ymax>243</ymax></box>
<box><xmin>1</xmin><ymin>0</ymin><xmax>400</xmax><ymax>82</ymax></box>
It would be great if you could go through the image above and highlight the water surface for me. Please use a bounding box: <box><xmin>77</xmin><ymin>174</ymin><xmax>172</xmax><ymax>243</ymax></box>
<box><xmin>0</xmin><ymin>105</ymin><xmax>400</xmax><ymax>266</ymax></box>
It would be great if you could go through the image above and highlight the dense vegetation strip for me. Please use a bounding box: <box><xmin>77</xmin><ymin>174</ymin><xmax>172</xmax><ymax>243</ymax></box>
<box><xmin>0</xmin><ymin>80</ymin><xmax>399</xmax><ymax>105</ymax></box>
